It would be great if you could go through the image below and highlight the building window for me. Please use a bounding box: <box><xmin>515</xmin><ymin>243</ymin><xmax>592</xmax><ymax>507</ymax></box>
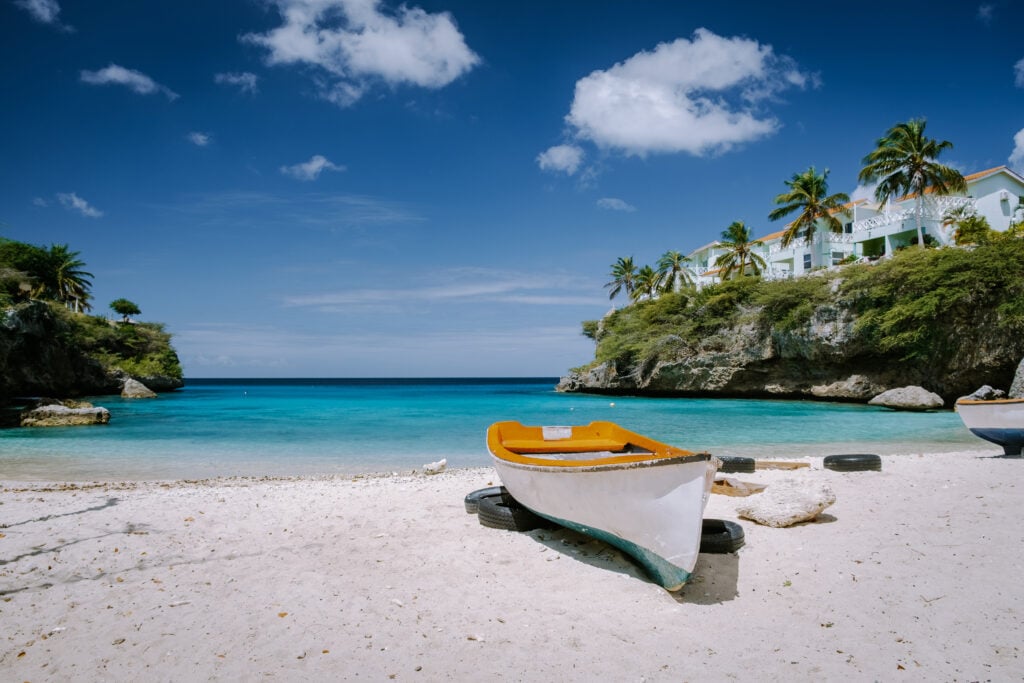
<box><xmin>844</xmin><ymin>222</ymin><xmax>852</xmax><ymax>234</ymax></box>
<box><xmin>831</xmin><ymin>251</ymin><xmax>846</xmax><ymax>266</ymax></box>
<box><xmin>803</xmin><ymin>253</ymin><xmax>812</xmax><ymax>270</ymax></box>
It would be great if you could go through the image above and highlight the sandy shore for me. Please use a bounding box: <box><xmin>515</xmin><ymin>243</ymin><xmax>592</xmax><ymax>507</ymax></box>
<box><xmin>2</xmin><ymin>449</ymin><xmax>1021</xmax><ymax>681</ymax></box>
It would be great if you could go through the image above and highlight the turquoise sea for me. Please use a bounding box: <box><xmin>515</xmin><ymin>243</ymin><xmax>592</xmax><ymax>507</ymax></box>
<box><xmin>0</xmin><ymin>378</ymin><xmax>988</xmax><ymax>481</ymax></box>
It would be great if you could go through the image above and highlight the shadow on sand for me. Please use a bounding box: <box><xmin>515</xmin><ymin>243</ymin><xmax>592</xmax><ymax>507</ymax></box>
<box><xmin>523</xmin><ymin>524</ymin><xmax>742</xmax><ymax>603</ymax></box>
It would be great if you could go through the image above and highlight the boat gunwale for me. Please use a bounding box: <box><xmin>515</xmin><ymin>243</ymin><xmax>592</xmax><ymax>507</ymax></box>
<box><xmin>491</xmin><ymin>451</ymin><xmax>714</xmax><ymax>472</ymax></box>
<box><xmin>955</xmin><ymin>398</ymin><xmax>1024</xmax><ymax>406</ymax></box>
<box><xmin>487</xmin><ymin>420</ymin><xmax>713</xmax><ymax>469</ymax></box>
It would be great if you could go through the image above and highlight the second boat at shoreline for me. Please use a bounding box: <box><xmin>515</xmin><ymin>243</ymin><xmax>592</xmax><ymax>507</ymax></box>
<box><xmin>954</xmin><ymin>398</ymin><xmax>1024</xmax><ymax>456</ymax></box>
<box><xmin>486</xmin><ymin>420</ymin><xmax>720</xmax><ymax>591</ymax></box>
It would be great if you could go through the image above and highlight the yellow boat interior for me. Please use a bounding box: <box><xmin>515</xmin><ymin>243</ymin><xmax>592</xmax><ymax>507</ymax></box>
<box><xmin>487</xmin><ymin>420</ymin><xmax>709</xmax><ymax>468</ymax></box>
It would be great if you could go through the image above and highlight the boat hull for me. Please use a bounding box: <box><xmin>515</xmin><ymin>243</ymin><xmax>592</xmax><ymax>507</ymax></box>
<box><xmin>955</xmin><ymin>398</ymin><xmax>1024</xmax><ymax>456</ymax></box>
<box><xmin>487</xmin><ymin>422</ymin><xmax>718</xmax><ymax>591</ymax></box>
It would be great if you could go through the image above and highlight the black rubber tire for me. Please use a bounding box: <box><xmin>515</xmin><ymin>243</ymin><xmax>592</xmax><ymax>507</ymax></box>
<box><xmin>823</xmin><ymin>453</ymin><xmax>882</xmax><ymax>472</ymax></box>
<box><xmin>464</xmin><ymin>486</ymin><xmax>507</xmax><ymax>514</ymax></box>
<box><xmin>699</xmin><ymin>519</ymin><xmax>745</xmax><ymax>554</ymax></box>
<box><xmin>717</xmin><ymin>456</ymin><xmax>755</xmax><ymax>474</ymax></box>
<box><xmin>477</xmin><ymin>494</ymin><xmax>549</xmax><ymax>531</ymax></box>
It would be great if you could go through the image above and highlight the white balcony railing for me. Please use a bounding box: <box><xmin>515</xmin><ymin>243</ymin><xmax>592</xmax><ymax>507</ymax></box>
<box><xmin>851</xmin><ymin>197</ymin><xmax>976</xmax><ymax>233</ymax></box>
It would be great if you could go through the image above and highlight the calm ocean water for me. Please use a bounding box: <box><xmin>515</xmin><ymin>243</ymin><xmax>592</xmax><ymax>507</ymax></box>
<box><xmin>0</xmin><ymin>378</ymin><xmax>988</xmax><ymax>480</ymax></box>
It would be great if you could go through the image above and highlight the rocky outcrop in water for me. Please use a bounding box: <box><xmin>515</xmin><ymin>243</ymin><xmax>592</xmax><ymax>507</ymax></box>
<box><xmin>1</xmin><ymin>302</ymin><xmax>109</xmax><ymax>398</ymax></box>
<box><xmin>0</xmin><ymin>301</ymin><xmax>183</xmax><ymax>400</ymax></box>
<box><xmin>868</xmin><ymin>386</ymin><xmax>945</xmax><ymax>411</ymax></box>
<box><xmin>122</xmin><ymin>378</ymin><xmax>158</xmax><ymax>398</ymax></box>
<box><xmin>20</xmin><ymin>399</ymin><xmax>110</xmax><ymax>427</ymax></box>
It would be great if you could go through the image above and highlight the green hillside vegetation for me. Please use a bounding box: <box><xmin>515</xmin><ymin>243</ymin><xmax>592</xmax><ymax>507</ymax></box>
<box><xmin>0</xmin><ymin>237</ymin><xmax>182</xmax><ymax>380</ymax></box>
<box><xmin>580</xmin><ymin>238</ymin><xmax>1024</xmax><ymax>375</ymax></box>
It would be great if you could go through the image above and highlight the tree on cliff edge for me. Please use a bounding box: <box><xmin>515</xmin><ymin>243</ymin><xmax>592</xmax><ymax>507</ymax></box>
<box><xmin>110</xmin><ymin>298</ymin><xmax>141</xmax><ymax>323</ymax></box>
<box><xmin>605</xmin><ymin>256</ymin><xmax>638</xmax><ymax>302</ymax></box>
<box><xmin>859</xmin><ymin>118</ymin><xmax>966</xmax><ymax>249</ymax></box>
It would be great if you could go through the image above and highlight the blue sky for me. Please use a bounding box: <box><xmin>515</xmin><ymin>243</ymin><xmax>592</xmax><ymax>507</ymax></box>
<box><xmin>2</xmin><ymin>0</ymin><xmax>1023</xmax><ymax>378</ymax></box>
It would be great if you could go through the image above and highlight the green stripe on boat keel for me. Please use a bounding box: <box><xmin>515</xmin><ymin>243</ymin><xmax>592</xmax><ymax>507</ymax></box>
<box><xmin>534</xmin><ymin>512</ymin><xmax>692</xmax><ymax>591</ymax></box>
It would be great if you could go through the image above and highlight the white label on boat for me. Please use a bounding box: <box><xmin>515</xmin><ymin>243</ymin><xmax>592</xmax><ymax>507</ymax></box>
<box><xmin>542</xmin><ymin>426</ymin><xmax>573</xmax><ymax>441</ymax></box>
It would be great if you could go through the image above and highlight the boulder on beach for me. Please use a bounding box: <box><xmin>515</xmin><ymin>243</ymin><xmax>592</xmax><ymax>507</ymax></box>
<box><xmin>868</xmin><ymin>386</ymin><xmax>944</xmax><ymax>411</ymax></box>
<box><xmin>735</xmin><ymin>478</ymin><xmax>836</xmax><ymax>528</ymax></box>
<box><xmin>960</xmin><ymin>385</ymin><xmax>1006</xmax><ymax>401</ymax></box>
<box><xmin>122</xmin><ymin>378</ymin><xmax>158</xmax><ymax>398</ymax></box>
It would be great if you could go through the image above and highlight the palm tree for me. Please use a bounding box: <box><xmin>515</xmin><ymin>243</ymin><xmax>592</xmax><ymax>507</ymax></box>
<box><xmin>858</xmin><ymin>118</ymin><xmax>966</xmax><ymax>249</ymax></box>
<box><xmin>768</xmin><ymin>167</ymin><xmax>850</xmax><ymax>247</ymax></box>
<box><xmin>605</xmin><ymin>256</ymin><xmax>638</xmax><ymax>301</ymax></box>
<box><xmin>47</xmin><ymin>244</ymin><xmax>93</xmax><ymax>312</ymax></box>
<box><xmin>953</xmin><ymin>214</ymin><xmax>994</xmax><ymax>246</ymax></box>
<box><xmin>631</xmin><ymin>265</ymin><xmax>660</xmax><ymax>302</ymax></box>
<box><xmin>656</xmin><ymin>250</ymin><xmax>693</xmax><ymax>294</ymax></box>
<box><xmin>941</xmin><ymin>203</ymin><xmax>975</xmax><ymax>242</ymax></box>
<box><xmin>715</xmin><ymin>221</ymin><xmax>767</xmax><ymax>280</ymax></box>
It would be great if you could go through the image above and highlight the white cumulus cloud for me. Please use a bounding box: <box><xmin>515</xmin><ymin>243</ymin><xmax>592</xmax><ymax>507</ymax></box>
<box><xmin>1015</xmin><ymin>58</ymin><xmax>1024</xmax><ymax>88</ymax></box>
<box><xmin>57</xmin><ymin>192</ymin><xmax>103</xmax><ymax>218</ymax></box>
<box><xmin>243</xmin><ymin>0</ymin><xmax>480</xmax><ymax>107</ymax></box>
<box><xmin>214</xmin><ymin>71</ymin><xmax>259</xmax><ymax>94</ymax></box>
<box><xmin>563</xmin><ymin>28</ymin><xmax>813</xmax><ymax>157</ymax></box>
<box><xmin>1010</xmin><ymin>128</ymin><xmax>1024</xmax><ymax>171</ymax></box>
<box><xmin>850</xmin><ymin>183</ymin><xmax>878</xmax><ymax>202</ymax></box>
<box><xmin>537</xmin><ymin>144</ymin><xmax>584</xmax><ymax>175</ymax></box>
<box><xmin>187</xmin><ymin>132</ymin><xmax>211</xmax><ymax>146</ymax></box>
<box><xmin>81</xmin><ymin>64</ymin><xmax>178</xmax><ymax>100</ymax></box>
<box><xmin>597</xmin><ymin>197</ymin><xmax>636</xmax><ymax>212</ymax></box>
<box><xmin>280</xmin><ymin>155</ymin><xmax>346</xmax><ymax>181</ymax></box>
<box><xmin>14</xmin><ymin>0</ymin><xmax>71</xmax><ymax>29</ymax></box>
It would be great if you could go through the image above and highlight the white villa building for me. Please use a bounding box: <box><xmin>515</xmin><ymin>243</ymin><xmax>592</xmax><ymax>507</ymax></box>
<box><xmin>687</xmin><ymin>166</ymin><xmax>1024</xmax><ymax>287</ymax></box>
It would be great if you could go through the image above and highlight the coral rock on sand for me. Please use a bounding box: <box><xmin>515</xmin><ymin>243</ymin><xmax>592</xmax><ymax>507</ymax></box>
<box><xmin>423</xmin><ymin>458</ymin><xmax>447</xmax><ymax>474</ymax></box>
<box><xmin>736</xmin><ymin>478</ymin><xmax>836</xmax><ymax>527</ymax></box>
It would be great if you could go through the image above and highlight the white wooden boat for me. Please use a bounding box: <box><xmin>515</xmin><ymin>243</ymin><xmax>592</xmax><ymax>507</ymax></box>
<box><xmin>486</xmin><ymin>420</ymin><xmax>719</xmax><ymax>591</ymax></box>
<box><xmin>955</xmin><ymin>398</ymin><xmax>1024</xmax><ymax>456</ymax></box>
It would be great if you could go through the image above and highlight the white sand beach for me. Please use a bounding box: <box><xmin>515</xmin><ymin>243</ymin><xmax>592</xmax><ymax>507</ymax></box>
<box><xmin>2</xmin><ymin>449</ymin><xmax>1021</xmax><ymax>681</ymax></box>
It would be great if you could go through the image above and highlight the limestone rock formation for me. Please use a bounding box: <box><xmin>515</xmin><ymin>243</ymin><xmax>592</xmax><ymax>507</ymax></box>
<box><xmin>21</xmin><ymin>400</ymin><xmax>110</xmax><ymax>427</ymax></box>
<box><xmin>810</xmin><ymin>374</ymin><xmax>885</xmax><ymax>400</ymax></box>
<box><xmin>1</xmin><ymin>302</ymin><xmax>110</xmax><ymax>397</ymax></box>
<box><xmin>1010</xmin><ymin>358</ymin><xmax>1024</xmax><ymax>399</ymax></box>
<box><xmin>868</xmin><ymin>386</ymin><xmax>945</xmax><ymax>411</ymax></box>
<box><xmin>0</xmin><ymin>301</ymin><xmax>183</xmax><ymax>399</ymax></box>
<box><xmin>960</xmin><ymin>385</ymin><xmax>1006</xmax><ymax>401</ymax></box>
<box><xmin>122</xmin><ymin>378</ymin><xmax>158</xmax><ymax>398</ymax></box>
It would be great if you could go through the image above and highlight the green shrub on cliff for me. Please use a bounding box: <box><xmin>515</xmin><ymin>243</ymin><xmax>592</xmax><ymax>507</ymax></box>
<box><xmin>2</xmin><ymin>236</ymin><xmax>183</xmax><ymax>386</ymax></box>
<box><xmin>579</xmin><ymin>240</ymin><xmax>1024</xmax><ymax>375</ymax></box>
<box><xmin>55</xmin><ymin>307</ymin><xmax>183</xmax><ymax>380</ymax></box>
<box><xmin>840</xmin><ymin>239</ymin><xmax>1024</xmax><ymax>362</ymax></box>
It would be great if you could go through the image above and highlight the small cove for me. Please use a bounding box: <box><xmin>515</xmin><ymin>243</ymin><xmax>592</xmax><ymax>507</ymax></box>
<box><xmin>0</xmin><ymin>378</ymin><xmax>987</xmax><ymax>480</ymax></box>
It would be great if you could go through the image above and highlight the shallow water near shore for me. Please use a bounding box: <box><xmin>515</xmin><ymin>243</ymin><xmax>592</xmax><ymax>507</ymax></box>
<box><xmin>0</xmin><ymin>377</ymin><xmax>988</xmax><ymax>480</ymax></box>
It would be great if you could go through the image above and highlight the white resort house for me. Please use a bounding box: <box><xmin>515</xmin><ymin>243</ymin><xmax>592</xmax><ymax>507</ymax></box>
<box><xmin>688</xmin><ymin>166</ymin><xmax>1024</xmax><ymax>288</ymax></box>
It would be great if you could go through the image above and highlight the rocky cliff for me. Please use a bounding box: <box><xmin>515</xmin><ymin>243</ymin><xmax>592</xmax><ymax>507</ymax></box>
<box><xmin>559</xmin><ymin>244</ymin><xmax>1024</xmax><ymax>404</ymax></box>
<box><xmin>558</xmin><ymin>307</ymin><xmax>1017</xmax><ymax>403</ymax></box>
<box><xmin>0</xmin><ymin>301</ymin><xmax>183</xmax><ymax>400</ymax></box>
